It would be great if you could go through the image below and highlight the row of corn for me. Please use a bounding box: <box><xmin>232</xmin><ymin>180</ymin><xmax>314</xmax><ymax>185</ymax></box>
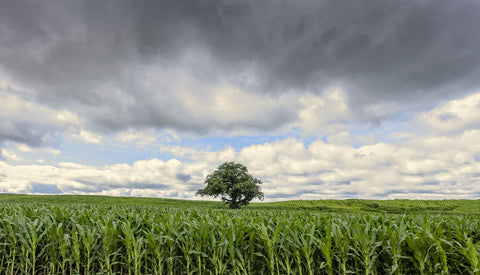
<box><xmin>0</xmin><ymin>203</ymin><xmax>479</xmax><ymax>274</ymax></box>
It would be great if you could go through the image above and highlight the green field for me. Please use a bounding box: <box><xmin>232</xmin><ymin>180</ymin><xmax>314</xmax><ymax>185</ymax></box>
<box><xmin>1</xmin><ymin>194</ymin><xmax>480</xmax><ymax>274</ymax></box>
<box><xmin>2</xmin><ymin>193</ymin><xmax>480</xmax><ymax>214</ymax></box>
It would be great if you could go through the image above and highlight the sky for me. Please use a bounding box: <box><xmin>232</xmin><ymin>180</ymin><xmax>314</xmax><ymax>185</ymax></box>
<box><xmin>1</xmin><ymin>0</ymin><xmax>480</xmax><ymax>201</ymax></box>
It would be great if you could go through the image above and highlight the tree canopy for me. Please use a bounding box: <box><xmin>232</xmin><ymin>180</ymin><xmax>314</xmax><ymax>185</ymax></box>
<box><xmin>196</xmin><ymin>161</ymin><xmax>264</xmax><ymax>209</ymax></box>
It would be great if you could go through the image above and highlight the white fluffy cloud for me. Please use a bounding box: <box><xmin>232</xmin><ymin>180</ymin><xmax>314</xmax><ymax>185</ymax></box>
<box><xmin>0</xmin><ymin>158</ymin><xmax>202</xmax><ymax>198</ymax></box>
<box><xmin>179</xmin><ymin>84</ymin><xmax>299</xmax><ymax>129</ymax></box>
<box><xmin>4</xmin><ymin>123</ymin><xmax>478</xmax><ymax>201</ymax></box>
<box><xmin>115</xmin><ymin>129</ymin><xmax>159</xmax><ymax>147</ymax></box>
<box><xmin>0</xmin><ymin>148</ymin><xmax>21</xmax><ymax>162</ymax></box>
<box><xmin>1</xmin><ymin>86</ymin><xmax>480</xmax><ymax>200</ymax></box>
<box><xmin>419</xmin><ymin>92</ymin><xmax>480</xmax><ymax>133</ymax></box>
<box><xmin>298</xmin><ymin>88</ymin><xmax>351</xmax><ymax>134</ymax></box>
<box><xmin>0</xmin><ymin>81</ymin><xmax>104</xmax><ymax>147</ymax></box>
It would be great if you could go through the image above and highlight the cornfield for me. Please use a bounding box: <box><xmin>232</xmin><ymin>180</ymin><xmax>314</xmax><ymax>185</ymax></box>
<box><xmin>0</xmin><ymin>202</ymin><xmax>479</xmax><ymax>274</ymax></box>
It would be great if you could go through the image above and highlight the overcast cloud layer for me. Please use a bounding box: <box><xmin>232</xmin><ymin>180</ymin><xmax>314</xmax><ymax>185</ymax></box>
<box><xmin>1</xmin><ymin>0</ymin><xmax>480</xmax><ymax>200</ymax></box>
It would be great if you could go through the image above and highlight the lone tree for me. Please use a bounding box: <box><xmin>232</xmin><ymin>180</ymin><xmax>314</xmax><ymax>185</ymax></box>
<box><xmin>196</xmin><ymin>161</ymin><xmax>264</xmax><ymax>209</ymax></box>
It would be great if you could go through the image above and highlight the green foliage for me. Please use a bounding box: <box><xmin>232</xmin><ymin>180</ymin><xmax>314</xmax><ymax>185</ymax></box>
<box><xmin>196</xmin><ymin>161</ymin><xmax>264</xmax><ymax>209</ymax></box>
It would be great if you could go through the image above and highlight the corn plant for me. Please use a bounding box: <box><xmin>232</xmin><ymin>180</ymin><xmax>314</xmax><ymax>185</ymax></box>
<box><xmin>332</xmin><ymin>220</ymin><xmax>352</xmax><ymax>274</ymax></box>
<box><xmin>455</xmin><ymin>234</ymin><xmax>480</xmax><ymax>274</ymax></box>
<box><xmin>312</xmin><ymin>222</ymin><xmax>334</xmax><ymax>275</ymax></box>
<box><xmin>256</xmin><ymin>220</ymin><xmax>283</xmax><ymax>274</ymax></box>
<box><xmin>350</xmin><ymin>218</ymin><xmax>382</xmax><ymax>275</ymax></box>
<box><xmin>16</xmin><ymin>215</ymin><xmax>48</xmax><ymax>275</ymax></box>
<box><xmin>120</xmin><ymin>220</ymin><xmax>145</xmax><ymax>275</ymax></box>
<box><xmin>380</xmin><ymin>217</ymin><xmax>408</xmax><ymax>274</ymax></box>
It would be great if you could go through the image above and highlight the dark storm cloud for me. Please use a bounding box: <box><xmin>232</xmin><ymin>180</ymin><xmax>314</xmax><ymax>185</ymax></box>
<box><xmin>1</xmin><ymin>0</ymin><xmax>480</xmax><ymax>134</ymax></box>
<box><xmin>0</xmin><ymin>120</ymin><xmax>59</xmax><ymax>147</ymax></box>
<box><xmin>128</xmin><ymin>0</ymin><xmax>480</xmax><ymax>99</ymax></box>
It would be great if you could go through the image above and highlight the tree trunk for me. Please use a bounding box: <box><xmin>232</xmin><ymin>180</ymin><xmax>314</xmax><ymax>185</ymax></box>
<box><xmin>230</xmin><ymin>196</ymin><xmax>240</xmax><ymax>209</ymax></box>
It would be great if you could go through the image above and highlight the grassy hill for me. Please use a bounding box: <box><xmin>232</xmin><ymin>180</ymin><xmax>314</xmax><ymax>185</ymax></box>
<box><xmin>1</xmin><ymin>194</ymin><xmax>479</xmax><ymax>214</ymax></box>
<box><xmin>249</xmin><ymin>198</ymin><xmax>480</xmax><ymax>214</ymax></box>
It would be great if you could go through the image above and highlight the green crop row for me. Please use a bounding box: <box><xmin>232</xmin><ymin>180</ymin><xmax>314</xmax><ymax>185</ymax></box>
<box><xmin>0</xmin><ymin>203</ymin><xmax>479</xmax><ymax>274</ymax></box>
<box><xmin>2</xmin><ymin>194</ymin><xmax>480</xmax><ymax>214</ymax></box>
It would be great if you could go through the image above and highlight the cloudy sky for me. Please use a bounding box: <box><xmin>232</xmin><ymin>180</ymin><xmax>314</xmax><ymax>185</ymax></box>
<box><xmin>1</xmin><ymin>0</ymin><xmax>480</xmax><ymax>201</ymax></box>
